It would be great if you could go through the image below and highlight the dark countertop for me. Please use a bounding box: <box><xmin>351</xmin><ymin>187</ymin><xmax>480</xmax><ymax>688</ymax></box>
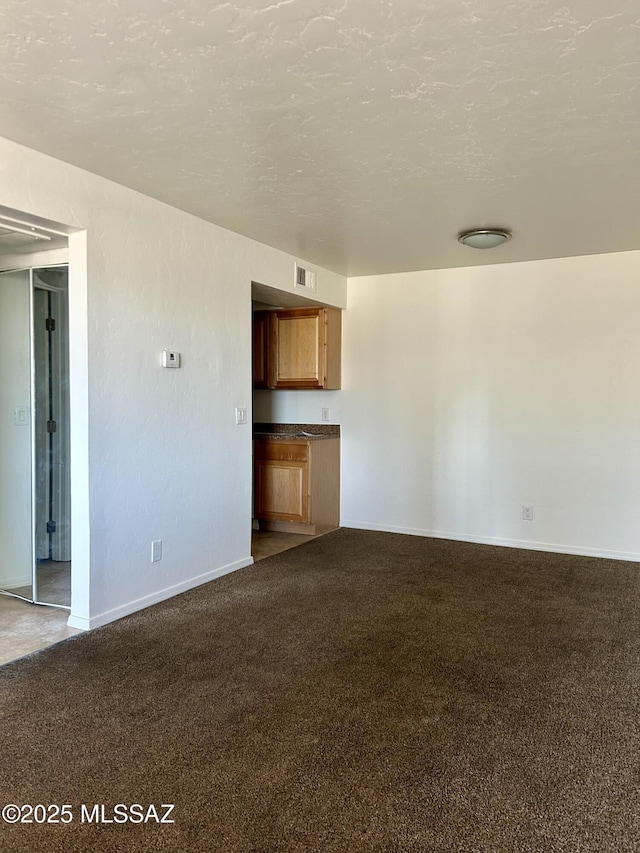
<box><xmin>253</xmin><ymin>422</ymin><xmax>340</xmax><ymax>441</ymax></box>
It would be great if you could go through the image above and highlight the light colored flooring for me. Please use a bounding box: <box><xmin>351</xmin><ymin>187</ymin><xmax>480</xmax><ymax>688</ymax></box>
<box><xmin>9</xmin><ymin>560</ymin><xmax>71</xmax><ymax>606</ymax></box>
<box><xmin>0</xmin><ymin>534</ymin><xmax>316</xmax><ymax>668</ymax></box>
<box><xmin>0</xmin><ymin>594</ymin><xmax>79</xmax><ymax>668</ymax></box>
<box><xmin>252</xmin><ymin>529</ymin><xmax>319</xmax><ymax>561</ymax></box>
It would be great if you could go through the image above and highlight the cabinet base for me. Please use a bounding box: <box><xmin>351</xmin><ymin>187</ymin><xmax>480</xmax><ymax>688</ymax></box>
<box><xmin>258</xmin><ymin>520</ymin><xmax>339</xmax><ymax>536</ymax></box>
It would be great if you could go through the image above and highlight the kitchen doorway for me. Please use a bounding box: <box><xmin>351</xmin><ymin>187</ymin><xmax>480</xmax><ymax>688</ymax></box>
<box><xmin>250</xmin><ymin>286</ymin><xmax>327</xmax><ymax>563</ymax></box>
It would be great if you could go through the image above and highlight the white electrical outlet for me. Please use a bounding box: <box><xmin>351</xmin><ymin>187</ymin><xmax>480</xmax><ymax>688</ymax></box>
<box><xmin>522</xmin><ymin>505</ymin><xmax>534</xmax><ymax>521</ymax></box>
<box><xmin>151</xmin><ymin>539</ymin><xmax>163</xmax><ymax>562</ymax></box>
<box><xmin>235</xmin><ymin>407</ymin><xmax>247</xmax><ymax>425</ymax></box>
<box><xmin>322</xmin><ymin>408</ymin><xmax>330</xmax><ymax>422</ymax></box>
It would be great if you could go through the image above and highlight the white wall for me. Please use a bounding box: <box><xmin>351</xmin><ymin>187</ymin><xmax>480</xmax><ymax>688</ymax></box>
<box><xmin>253</xmin><ymin>389</ymin><xmax>342</xmax><ymax>426</ymax></box>
<box><xmin>0</xmin><ymin>136</ymin><xmax>346</xmax><ymax>628</ymax></box>
<box><xmin>0</xmin><ymin>270</ymin><xmax>33</xmax><ymax>590</ymax></box>
<box><xmin>342</xmin><ymin>252</ymin><xmax>640</xmax><ymax>561</ymax></box>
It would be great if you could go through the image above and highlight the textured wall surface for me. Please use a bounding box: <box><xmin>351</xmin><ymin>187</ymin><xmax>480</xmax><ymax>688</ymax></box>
<box><xmin>0</xmin><ymin>135</ymin><xmax>346</xmax><ymax>628</ymax></box>
<box><xmin>252</xmin><ymin>389</ymin><xmax>343</xmax><ymax>427</ymax></box>
<box><xmin>342</xmin><ymin>251</ymin><xmax>640</xmax><ymax>561</ymax></box>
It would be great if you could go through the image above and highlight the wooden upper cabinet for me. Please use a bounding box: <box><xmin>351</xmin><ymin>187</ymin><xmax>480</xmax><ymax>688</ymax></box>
<box><xmin>270</xmin><ymin>307</ymin><xmax>342</xmax><ymax>390</ymax></box>
<box><xmin>252</xmin><ymin>306</ymin><xmax>342</xmax><ymax>390</ymax></box>
<box><xmin>252</xmin><ymin>311</ymin><xmax>270</xmax><ymax>389</ymax></box>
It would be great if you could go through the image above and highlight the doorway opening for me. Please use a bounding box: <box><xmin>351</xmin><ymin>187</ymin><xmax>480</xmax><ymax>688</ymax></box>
<box><xmin>0</xmin><ymin>265</ymin><xmax>71</xmax><ymax>610</ymax></box>
<box><xmin>250</xmin><ymin>281</ymin><xmax>331</xmax><ymax>563</ymax></box>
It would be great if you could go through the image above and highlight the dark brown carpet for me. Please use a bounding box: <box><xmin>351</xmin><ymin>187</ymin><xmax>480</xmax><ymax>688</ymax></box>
<box><xmin>1</xmin><ymin>528</ymin><xmax>640</xmax><ymax>852</ymax></box>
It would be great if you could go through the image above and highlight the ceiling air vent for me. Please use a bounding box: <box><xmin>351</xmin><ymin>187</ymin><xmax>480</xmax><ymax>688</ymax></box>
<box><xmin>294</xmin><ymin>262</ymin><xmax>316</xmax><ymax>292</ymax></box>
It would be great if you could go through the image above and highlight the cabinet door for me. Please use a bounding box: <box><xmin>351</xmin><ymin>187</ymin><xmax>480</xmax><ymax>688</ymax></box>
<box><xmin>271</xmin><ymin>310</ymin><xmax>324</xmax><ymax>388</ymax></box>
<box><xmin>254</xmin><ymin>459</ymin><xmax>309</xmax><ymax>523</ymax></box>
<box><xmin>252</xmin><ymin>312</ymin><xmax>270</xmax><ymax>389</ymax></box>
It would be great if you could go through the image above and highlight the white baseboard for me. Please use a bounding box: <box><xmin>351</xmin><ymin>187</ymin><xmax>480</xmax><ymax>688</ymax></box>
<box><xmin>67</xmin><ymin>555</ymin><xmax>254</xmax><ymax>631</ymax></box>
<box><xmin>340</xmin><ymin>520</ymin><xmax>640</xmax><ymax>564</ymax></box>
<box><xmin>66</xmin><ymin>613</ymin><xmax>90</xmax><ymax>631</ymax></box>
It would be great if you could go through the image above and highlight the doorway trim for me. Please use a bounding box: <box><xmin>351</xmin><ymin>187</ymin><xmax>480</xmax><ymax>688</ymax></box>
<box><xmin>0</xmin><ymin>210</ymin><xmax>90</xmax><ymax>630</ymax></box>
<box><xmin>66</xmin><ymin>230</ymin><xmax>90</xmax><ymax>630</ymax></box>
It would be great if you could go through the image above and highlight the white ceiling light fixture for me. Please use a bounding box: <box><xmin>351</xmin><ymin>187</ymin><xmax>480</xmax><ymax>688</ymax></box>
<box><xmin>458</xmin><ymin>228</ymin><xmax>512</xmax><ymax>249</ymax></box>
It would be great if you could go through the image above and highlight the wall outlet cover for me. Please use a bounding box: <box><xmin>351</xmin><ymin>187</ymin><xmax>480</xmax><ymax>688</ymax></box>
<box><xmin>162</xmin><ymin>350</ymin><xmax>181</xmax><ymax>368</ymax></box>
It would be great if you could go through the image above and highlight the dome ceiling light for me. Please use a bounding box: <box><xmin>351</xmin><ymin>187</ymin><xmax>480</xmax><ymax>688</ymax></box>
<box><xmin>458</xmin><ymin>228</ymin><xmax>512</xmax><ymax>249</ymax></box>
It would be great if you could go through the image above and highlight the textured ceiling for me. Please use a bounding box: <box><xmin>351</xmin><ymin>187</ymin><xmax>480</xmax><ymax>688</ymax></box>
<box><xmin>1</xmin><ymin>0</ymin><xmax>639</xmax><ymax>275</ymax></box>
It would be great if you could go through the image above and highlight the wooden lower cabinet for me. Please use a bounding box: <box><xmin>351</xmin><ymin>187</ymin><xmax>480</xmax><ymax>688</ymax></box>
<box><xmin>253</xmin><ymin>437</ymin><xmax>340</xmax><ymax>534</ymax></box>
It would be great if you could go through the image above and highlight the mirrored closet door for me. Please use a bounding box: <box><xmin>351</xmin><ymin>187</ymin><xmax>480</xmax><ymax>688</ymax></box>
<box><xmin>0</xmin><ymin>265</ymin><xmax>71</xmax><ymax>608</ymax></box>
<box><xmin>0</xmin><ymin>268</ymin><xmax>34</xmax><ymax>601</ymax></box>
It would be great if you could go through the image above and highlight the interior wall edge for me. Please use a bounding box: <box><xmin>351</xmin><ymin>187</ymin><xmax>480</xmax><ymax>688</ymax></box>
<box><xmin>67</xmin><ymin>230</ymin><xmax>90</xmax><ymax>626</ymax></box>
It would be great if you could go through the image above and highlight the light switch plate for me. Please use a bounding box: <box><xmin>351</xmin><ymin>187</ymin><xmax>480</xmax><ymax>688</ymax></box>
<box><xmin>162</xmin><ymin>350</ymin><xmax>181</xmax><ymax>368</ymax></box>
<box><xmin>14</xmin><ymin>406</ymin><xmax>30</xmax><ymax>426</ymax></box>
<box><xmin>235</xmin><ymin>407</ymin><xmax>247</xmax><ymax>425</ymax></box>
